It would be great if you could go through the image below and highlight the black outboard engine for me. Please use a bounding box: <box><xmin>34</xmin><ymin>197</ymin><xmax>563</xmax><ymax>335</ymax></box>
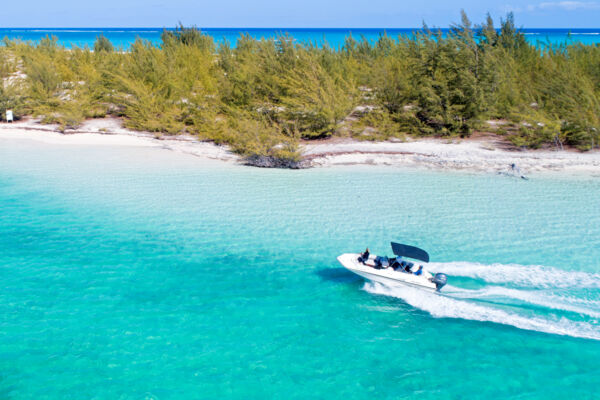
<box><xmin>431</xmin><ymin>273</ymin><xmax>448</xmax><ymax>291</ymax></box>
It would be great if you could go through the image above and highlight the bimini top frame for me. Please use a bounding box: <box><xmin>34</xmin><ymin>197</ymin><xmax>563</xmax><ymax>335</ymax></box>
<box><xmin>391</xmin><ymin>242</ymin><xmax>430</xmax><ymax>263</ymax></box>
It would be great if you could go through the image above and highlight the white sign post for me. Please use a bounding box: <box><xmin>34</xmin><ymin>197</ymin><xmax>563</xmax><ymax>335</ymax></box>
<box><xmin>6</xmin><ymin>110</ymin><xmax>13</xmax><ymax>122</ymax></box>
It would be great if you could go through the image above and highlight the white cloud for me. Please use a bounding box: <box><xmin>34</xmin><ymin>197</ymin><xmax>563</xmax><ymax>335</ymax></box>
<box><xmin>503</xmin><ymin>1</ymin><xmax>600</xmax><ymax>13</ymax></box>
<box><xmin>502</xmin><ymin>4</ymin><xmax>524</xmax><ymax>12</ymax></box>
<box><xmin>528</xmin><ymin>1</ymin><xmax>600</xmax><ymax>11</ymax></box>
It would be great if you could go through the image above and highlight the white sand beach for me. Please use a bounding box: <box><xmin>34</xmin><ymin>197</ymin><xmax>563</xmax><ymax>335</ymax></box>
<box><xmin>303</xmin><ymin>137</ymin><xmax>600</xmax><ymax>175</ymax></box>
<box><xmin>0</xmin><ymin>118</ymin><xmax>238</xmax><ymax>162</ymax></box>
<box><xmin>2</xmin><ymin>118</ymin><xmax>600</xmax><ymax>176</ymax></box>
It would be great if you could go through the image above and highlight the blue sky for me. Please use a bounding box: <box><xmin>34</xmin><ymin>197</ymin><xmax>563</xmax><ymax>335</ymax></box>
<box><xmin>1</xmin><ymin>0</ymin><xmax>599</xmax><ymax>27</ymax></box>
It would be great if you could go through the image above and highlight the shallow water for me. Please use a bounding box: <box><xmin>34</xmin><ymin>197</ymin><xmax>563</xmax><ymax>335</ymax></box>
<box><xmin>1</xmin><ymin>138</ymin><xmax>599</xmax><ymax>399</ymax></box>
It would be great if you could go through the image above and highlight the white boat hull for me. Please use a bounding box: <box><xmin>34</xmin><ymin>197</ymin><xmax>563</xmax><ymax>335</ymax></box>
<box><xmin>337</xmin><ymin>253</ymin><xmax>438</xmax><ymax>291</ymax></box>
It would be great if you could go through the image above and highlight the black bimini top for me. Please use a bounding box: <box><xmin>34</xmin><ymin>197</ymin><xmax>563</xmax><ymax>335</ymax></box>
<box><xmin>391</xmin><ymin>242</ymin><xmax>430</xmax><ymax>263</ymax></box>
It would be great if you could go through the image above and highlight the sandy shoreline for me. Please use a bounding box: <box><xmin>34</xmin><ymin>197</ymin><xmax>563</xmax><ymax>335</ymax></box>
<box><xmin>303</xmin><ymin>138</ymin><xmax>600</xmax><ymax>176</ymax></box>
<box><xmin>1</xmin><ymin>118</ymin><xmax>600</xmax><ymax>176</ymax></box>
<box><xmin>0</xmin><ymin>118</ymin><xmax>238</xmax><ymax>162</ymax></box>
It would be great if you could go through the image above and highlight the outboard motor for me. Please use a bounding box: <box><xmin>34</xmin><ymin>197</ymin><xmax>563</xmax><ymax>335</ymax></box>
<box><xmin>431</xmin><ymin>273</ymin><xmax>448</xmax><ymax>291</ymax></box>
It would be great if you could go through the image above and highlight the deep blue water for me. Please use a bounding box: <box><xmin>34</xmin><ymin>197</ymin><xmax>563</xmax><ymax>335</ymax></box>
<box><xmin>1</xmin><ymin>27</ymin><xmax>600</xmax><ymax>49</ymax></box>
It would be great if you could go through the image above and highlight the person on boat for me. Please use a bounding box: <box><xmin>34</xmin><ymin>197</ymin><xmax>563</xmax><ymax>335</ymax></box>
<box><xmin>374</xmin><ymin>257</ymin><xmax>383</xmax><ymax>269</ymax></box>
<box><xmin>414</xmin><ymin>265</ymin><xmax>424</xmax><ymax>276</ymax></box>
<box><xmin>390</xmin><ymin>257</ymin><xmax>402</xmax><ymax>270</ymax></box>
<box><xmin>359</xmin><ymin>248</ymin><xmax>370</xmax><ymax>264</ymax></box>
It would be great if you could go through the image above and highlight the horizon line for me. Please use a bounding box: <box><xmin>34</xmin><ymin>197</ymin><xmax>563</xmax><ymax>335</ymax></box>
<box><xmin>2</xmin><ymin>26</ymin><xmax>600</xmax><ymax>30</ymax></box>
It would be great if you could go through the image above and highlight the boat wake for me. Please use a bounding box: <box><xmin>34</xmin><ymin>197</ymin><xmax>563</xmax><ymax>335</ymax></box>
<box><xmin>428</xmin><ymin>261</ymin><xmax>600</xmax><ymax>289</ymax></box>
<box><xmin>446</xmin><ymin>285</ymin><xmax>600</xmax><ymax>318</ymax></box>
<box><xmin>362</xmin><ymin>261</ymin><xmax>600</xmax><ymax>340</ymax></box>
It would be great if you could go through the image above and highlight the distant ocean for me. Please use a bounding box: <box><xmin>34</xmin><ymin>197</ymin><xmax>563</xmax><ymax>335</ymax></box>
<box><xmin>1</xmin><ymin>28</ymin><xmax>600</xmax><ymax>49</ymax></box>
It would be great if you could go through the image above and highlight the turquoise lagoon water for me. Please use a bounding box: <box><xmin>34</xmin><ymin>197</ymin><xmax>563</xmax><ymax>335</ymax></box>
<box><xmin>2</xmin><ymin>28</ymin><xmax>600</xmax><ymax>49</ymax></box>
<box><xmin>1</xmin><ymin>138</ymin><xmax>600</xmax><ymax>399</ymax></box>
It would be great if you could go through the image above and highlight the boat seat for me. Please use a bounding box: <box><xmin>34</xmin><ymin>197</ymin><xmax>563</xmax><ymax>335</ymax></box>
<box><xmin>364</xmin><ymin>259</ymin><xmax>376</xmax><ymax>267</ymax></box>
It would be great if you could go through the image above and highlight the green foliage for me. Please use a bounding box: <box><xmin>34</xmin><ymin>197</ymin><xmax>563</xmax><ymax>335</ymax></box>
<box><xmin>350</xmin><ymin>109</ymin><xmax>405</xmax><ymax>141</ymax></box>
<box><xmin>94</xmin><ymin>35</ymin><xmax>114</xmax><ymax>53</ymax></box>
<box><xmin>0</xmin><ymin>84</ymin><xmax>25</xmax><ymax>121</ymax></box>
<box><xmin>278</xmin><ymin>48</ymin><xmax>358</xmax><ymax>138</ymax></box>
<box><xmin>161</xmin><ymin>25</ymin><xmax>215</xmax><ymax>52</ymax></box>
<box><xmin>509</xmin><ymin>124</ymin><xmax>554</xmax><ymax>149</ymax></box>
<box><xmin>0</xmin><ymin>47</ymin><xmax>15</xmax><ymax>79</ymax></box>
<box><xmin>219</xmin><ymin>116</ymin><xmax>299</xmax><ymax>161</ymax></box>
<box><xmin>0</xmin><ymin>47</ymin><xmax>24</xmax><ymax>120</ymax></box>
<box><xmin>2</xmin><ymin>15</ymin><xmax>600</xmax><ymax>160</ymax></box>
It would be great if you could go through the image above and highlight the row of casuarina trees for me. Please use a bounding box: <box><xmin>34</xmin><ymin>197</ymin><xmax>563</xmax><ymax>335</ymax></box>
<box><xmin>1</xmin><ymin>12</ymin><xmax>600</xmax><ymax>164</ymax></box>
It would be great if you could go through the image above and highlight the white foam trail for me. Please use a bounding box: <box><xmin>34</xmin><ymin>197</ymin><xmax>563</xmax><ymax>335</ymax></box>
<box><xmin>364</xmin><ymin>283</ymin><xmax>600</xmax><ymax>340</ymax></box>
<box><xmin>547</xmin><ymin>293</ymin><xmax>600</xmax><ymax>308</ymax></box>
<box><xmin>429</xmin><ymin>261</ymin><xmax>600</xmax><ymax>289</ymax></box>
<box><xmin>446</xmin><ymin>285</ymin><xmax>600</xmax><ymax>318</ymax></box>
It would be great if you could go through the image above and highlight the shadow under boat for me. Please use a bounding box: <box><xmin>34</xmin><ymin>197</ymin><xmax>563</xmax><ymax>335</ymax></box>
<box><xmin>315</xmin><ymin>267</ymin><xmax>361</xmax><ymax>284</ymax></box>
